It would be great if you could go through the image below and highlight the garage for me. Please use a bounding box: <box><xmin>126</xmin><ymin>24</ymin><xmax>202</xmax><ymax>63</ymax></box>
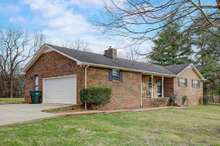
<box><xmin>43</xmin><ymin>75</ymin><xmax>77</xmax><ymax>104</ymax></box>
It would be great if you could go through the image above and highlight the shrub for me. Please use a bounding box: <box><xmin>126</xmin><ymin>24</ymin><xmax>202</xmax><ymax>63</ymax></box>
<box><xmin>181</xmin><ymin>96</ymin><xmax>187</xmax><ymax>105</ymax></box>
<box><xmin>80</xmin><ymin>87</ymin><xmax>112</xmax><ymax>109</ymax></box>
<box><xmin>168</xmin><ymin>94</ymin><xmax>178</xmax><ymax>106</ymax></box>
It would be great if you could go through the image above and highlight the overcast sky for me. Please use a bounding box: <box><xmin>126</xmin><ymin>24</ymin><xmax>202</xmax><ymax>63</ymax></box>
<box><xmin>0</xmin><ymin>0</ymin><xmax>154</xmax><ymax>59</ymax></box>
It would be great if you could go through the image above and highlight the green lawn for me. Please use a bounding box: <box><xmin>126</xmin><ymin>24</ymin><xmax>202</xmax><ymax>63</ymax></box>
<box><xmin>0</xmin><ymin>98</ymin><xmax>24</xmax><ymax>104</ymax></box>
<box><xmin>0</xmin><ymin>105</ymin><xmax>220</xmax><ymax>146</ymax></box>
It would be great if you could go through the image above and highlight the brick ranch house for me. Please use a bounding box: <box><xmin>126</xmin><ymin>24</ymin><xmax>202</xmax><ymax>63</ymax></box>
<box><xmin>22</xmin><ymin>44</ymin><xmax>205</xmax><ymax>109</ymax></box>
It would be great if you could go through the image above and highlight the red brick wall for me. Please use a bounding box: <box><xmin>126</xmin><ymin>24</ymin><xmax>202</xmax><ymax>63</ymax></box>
<box><xmin>174</xmin><ymin>68</ymin><xmax>203</xmax><ymax>105</ymax></box>
<box><xmin>87</xmin><ymin>67</ymin><xmax>142</xmax><ymax>109</ymax></box>
<box><xmin>164</xmin><ymin>77</ymin><xmax>174</xmax><ymax>97</ymax></box>
<box><xmin>24</xmin><ymin>49</ymin><xmax>84</xmax><ymax>103</ymax></box>
<box><xmin>24</xmin><ymin>48</ymin><xmax>202</xmax><ymax>108</ymax></box>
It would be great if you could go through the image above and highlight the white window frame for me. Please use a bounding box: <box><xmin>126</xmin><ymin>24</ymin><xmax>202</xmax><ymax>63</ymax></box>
<box><xmin>178</xmin><ymin>78</ymin><xmax>187</xmax><ymax>87</ymax></box>
<box><xmin>112</xmin><ymin>69</ymin><xmax>120</xmax><ymax>80</ymax></box>
<box><xmin>146</xmin><ymin>77</ymin><xmax>152</xmax><ymax>98</ymax></box>
<box><xmin>192</xmin><ymin>80</ymin><xmax>200</xmax><ymax>88</ymax></box>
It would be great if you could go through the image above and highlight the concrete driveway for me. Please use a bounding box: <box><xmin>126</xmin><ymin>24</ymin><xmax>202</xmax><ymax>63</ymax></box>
<box><xmin>0</xmin><ymin>104</ymin><xmax>67</xmax><ymax>126</ymax></box>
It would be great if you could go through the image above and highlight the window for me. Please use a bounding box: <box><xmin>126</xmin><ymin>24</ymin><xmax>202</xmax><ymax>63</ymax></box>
<box><xmin>146</xmin><ymin>77</ymin><xmax>152</xmax><ymax>97</ymax></box>
<box><xmin>192</xmin><ymin>80</ymin><xmax>200</xmax><ymax>88</ymax></box>
<box><xmin>178</xmin><ymin>78</ymin><xmax>187</xmax><ymax>87</ymax></box>
<box><xmin>34</xmin><ymin>75</ymin><xmax>39</xmax><ymax>91</ymax></box>
<box><xmin>109</xmin><ymin>69</ymin><xmax>121</xmax><ymax>81</ymax></box>
<box><xmin>157</xmin><ymin>79</ymin><xmax>162</xmax><ymax>97</ymax></box>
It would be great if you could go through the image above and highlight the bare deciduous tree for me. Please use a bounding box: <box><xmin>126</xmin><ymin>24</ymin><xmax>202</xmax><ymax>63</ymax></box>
<box><xmin>33</xmin><ymin>32</ymin><xmax>46</xmax><ymax>52</ymax></box>
<box><xmin>100</xmin><ymin>0</ymin><xmax>220</xmax><ymax>40</ymax></box>
<box><xmin>62</xmin><ymin>40</ymin><xmax>89</xmax><ymax>51</ymax></box>
<box><xmin>0</xmin><ymin>29</ymin><xmax>45</xmax><ymax>98</ymax></box>
<box><xmin>126</xmin><ymin>47</ymin><xmax>139</xmax><ymax>61</ymax></box>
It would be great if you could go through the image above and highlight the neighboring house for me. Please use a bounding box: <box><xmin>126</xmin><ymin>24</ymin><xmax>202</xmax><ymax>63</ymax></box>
<box><xmin>23</xmin><ymin>44</ymin><xmax>204</xmax><ymax>109</ymax></box>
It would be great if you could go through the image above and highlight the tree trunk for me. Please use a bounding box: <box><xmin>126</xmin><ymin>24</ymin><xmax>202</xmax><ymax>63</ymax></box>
<box><xmin>217</xmin><ymin>0</ymin><xmax>220</xmax><ymax>10</ymax></box>
<box><xmin>84</xmin><ymin>101</ymin><xmax>87</xmax><ymax>110</ymax></box>
<box><xmin>10</xmin><ymin>77</ymin><xmax>14</xmax><ymax>98</ymax></box>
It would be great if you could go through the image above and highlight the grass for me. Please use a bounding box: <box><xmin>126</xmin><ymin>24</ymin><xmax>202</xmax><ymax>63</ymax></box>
<box><xmin>0</xmin><ymin>98</ymin><xmax>24</xmax><ymax>104</ymax></box>
<box><xmin>0</xmin><ymin>105</ymin><xmax>219</xmax><ymax>146</ymax></box>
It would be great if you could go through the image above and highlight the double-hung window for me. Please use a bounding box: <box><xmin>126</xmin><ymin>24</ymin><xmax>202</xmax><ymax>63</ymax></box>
<box><xmin>146</xmin><ymin>77</ymin><xmax>152</xmax><ymax>97</ymax></box>
<box><xmin>157</xmin><ymin>79</ymin><xmax>162</xmax><ymax>97</ymax></box>
<box><xmin>192</xmin><ymin>80</ymin><xmax>200</xmax><ymax>88</ymax></box>
<box><xmin>178</xmin><ymin>78</ymin><xmax>187</xmax><ymax>87</ymax></box>
<box><xmin>109</xmin><ymin>69</ymin><xmax>122</xmax><ymax>81</ymax></box>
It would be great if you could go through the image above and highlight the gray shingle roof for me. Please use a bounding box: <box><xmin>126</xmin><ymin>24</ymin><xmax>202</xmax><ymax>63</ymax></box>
<box><xmin>165</xmin><ymin>64</ymin><xmax>189</xmax><ymax>74</ymax></box>
<box><xmin>47</xmin><ymin>44</ymin><xmax>175</xmax><ymax>76</ymax></box>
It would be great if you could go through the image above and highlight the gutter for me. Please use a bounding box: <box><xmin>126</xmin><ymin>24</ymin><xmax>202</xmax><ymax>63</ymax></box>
<box><xmin>80</xmin><ymin>62</ymin><xmax>176</xmax><ymax>77</ymax></box>
<box><xmin>83</xmin><ymin>65</ymin><xmax>89</xmax><ymax>88</ymax></box>
<box><xmin>21</xmin><ymin>44</ymin><xmax>176</xmax><ymax>77</ymax></box>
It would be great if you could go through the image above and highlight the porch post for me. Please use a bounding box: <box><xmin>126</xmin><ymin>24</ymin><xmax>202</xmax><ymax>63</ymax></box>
<box><xmin>151</xmin><ymin>75</ymin><xmax>154</xmax><ymax>98</ymax></box>
<box><xmin>162</xmin><ymin>76</ymin><xmax>164</xmax><ymax>98</ymax></box>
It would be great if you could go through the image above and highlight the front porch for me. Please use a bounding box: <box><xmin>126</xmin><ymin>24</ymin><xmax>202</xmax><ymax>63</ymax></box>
<box><xmin>141</xmin><ymin>74</ymin><xmax>174</xmax><ymax>107</ymax></box>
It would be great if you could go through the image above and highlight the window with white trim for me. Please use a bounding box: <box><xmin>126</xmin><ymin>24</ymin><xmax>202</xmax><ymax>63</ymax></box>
<box><xmin>192</xmin><ymin>80</ymin><xmax>200</xmax><ymax>88</ymax></box>
<box><xmin>178</xmin><ymin>78</ymin><xmax>187</xmax><ymax>87</ymax></box>
<box><xmin>157</xmin><ymin>79</ymin><xmax>162</xmax><ymax>97</ymax></box>
<box><xmin>146</xmin><ymin>77</ymin><xmax>152</xmax><ymax>97</ymax></box>
<box><xmin>109</xmin><ymin>69</ymin><xmax>122</xmax><ymax>81</ymax></box>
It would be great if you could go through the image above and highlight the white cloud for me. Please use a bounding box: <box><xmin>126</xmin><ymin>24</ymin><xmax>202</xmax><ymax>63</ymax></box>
<box><xmin>9</xmin><ymin>16</ymin><xmax>26</xmax><ymax>24</ymax></box>
<box><xmin>70</xmin><ymin>0</ymin><xmax>104</xmax><ymax>7</ymax></box>
<box><xmin>24</xmin><ymin>0</ymin><xmax>93</xmax><ymax>37</ymax></box>
<box><xmin>0</xmin><ymin>4</ymin><xmax>20</xmax><ymax>14</ymax></box>
<box><xmin>70</xmin><ymin>0</ymin><xmax>126</xmax><ymax>8</ymax></box>
<box><xmin>23</xmin><ymin>0</ymin><xmax>153</xmax><ymax>60</ymax></box>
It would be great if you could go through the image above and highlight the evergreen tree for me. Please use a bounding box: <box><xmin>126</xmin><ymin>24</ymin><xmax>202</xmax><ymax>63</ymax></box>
<box><xmin>193</xmin><ymin>27</ymin><xmax>220</xmax><ymax>96</ymax></box>
<box><xmin>149</xmin><ymin>21</ymin><xmax>193</xmax><ymax>66</ymax></box>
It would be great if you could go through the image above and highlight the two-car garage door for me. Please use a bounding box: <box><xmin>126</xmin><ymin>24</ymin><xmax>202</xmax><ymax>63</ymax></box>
<box><xmin>43</xmin><ymin>75</ymin><xmax>77</xmax><ymax>104</ymax></box>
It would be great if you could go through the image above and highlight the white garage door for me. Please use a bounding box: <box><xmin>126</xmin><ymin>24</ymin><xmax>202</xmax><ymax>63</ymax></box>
<box><xmin>43</xmin><ymin>75</ymin><xmax>77</xmax><ymax>104</ymax></box>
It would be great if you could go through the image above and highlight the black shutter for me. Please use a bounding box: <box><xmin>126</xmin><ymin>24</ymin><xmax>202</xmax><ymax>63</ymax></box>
<box><xmin>108</xmin><ymin>70</ymin><xmax>113</xmax><ymax>81</ymax></box>
<box><xmin>178</xmin><ymin>78</ymin><xmax>180</xmax><ymax>87</ymax></box>
<box><xmin>119</xmin><ymin>71</ymin><xmax>123</xmax><ymax>81</ymax></box>
<box><xmin>185</xmin><ymin>79</ymin><xmax>188</xmax><ymax>87</ymax></box>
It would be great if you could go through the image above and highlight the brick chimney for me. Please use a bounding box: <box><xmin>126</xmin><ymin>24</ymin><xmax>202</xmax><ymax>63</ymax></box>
<box><xmin>104</xmin><ymin>46</ymin><xmax>117</xmax><ymax>58</ymax></box>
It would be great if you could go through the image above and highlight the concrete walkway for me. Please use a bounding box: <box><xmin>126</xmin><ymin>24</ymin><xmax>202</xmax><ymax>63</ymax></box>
<box><xmin>0</xmin><ymin>104</ymin><xmax>184</xmax><ymax>126</ymax></box>
<box><xmin>0</xmin><ymin>104</ymin><xmax>69</xmax><ymax>126</ymax></box>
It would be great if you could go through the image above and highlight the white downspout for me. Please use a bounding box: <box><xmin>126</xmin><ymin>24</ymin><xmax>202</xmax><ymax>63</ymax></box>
<box><xmin>84</xmin><ymin>65</ymin><xmax>89</xmax><ymax>88</ymax></box>
<box><xmin>140</xmin><ymin>74</ymin><xmax>143</xmax><ymax>108</ymax></box>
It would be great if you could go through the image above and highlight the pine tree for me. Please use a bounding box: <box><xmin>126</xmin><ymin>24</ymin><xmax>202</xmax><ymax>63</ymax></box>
<box><xmin>149</xmin><ymin>21</ymin><xmax>193</xmax><ymax>66</ymax></box>
<box><xmin>193</xmin><ymin>27</ymin><xmax>220</xmax><ymax>96</ymax></box>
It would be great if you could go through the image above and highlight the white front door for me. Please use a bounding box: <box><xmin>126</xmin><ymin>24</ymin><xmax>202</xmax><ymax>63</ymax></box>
<box><xmin>43</xmin><ymin>75</ymin><xmax>77</xmax><ymax>104</ymax></box>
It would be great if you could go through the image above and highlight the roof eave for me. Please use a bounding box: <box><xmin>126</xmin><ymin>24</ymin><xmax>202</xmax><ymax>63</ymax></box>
<box><xmin>22</xmin><ymin>44</ymin><xmax>82</xmax><ymax>75</ymax></box>
<box><xmin>81</xmin><ymin>62</ymin><xmax>176</xmax><ymax>77</ymax></box>
<box><xmin>22</xmin><ymin>44</ymin><xmax>176</xmax><ymax>77</ymax></box>
<box><xmin>177</xmin><ymin>63</ymin><xmax>205</xmax><ymax>80</ymax></box>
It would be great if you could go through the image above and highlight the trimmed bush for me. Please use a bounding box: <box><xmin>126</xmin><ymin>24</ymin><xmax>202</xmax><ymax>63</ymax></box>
<box><xmin>80</xmin><ymin>87</ymin><xmax>112</xmax><ymax>109</ymax></box>
<box><xmin>181</xmin><ymin>96</ymin><xmax>187</xmax><ymax>105</ymax></box>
